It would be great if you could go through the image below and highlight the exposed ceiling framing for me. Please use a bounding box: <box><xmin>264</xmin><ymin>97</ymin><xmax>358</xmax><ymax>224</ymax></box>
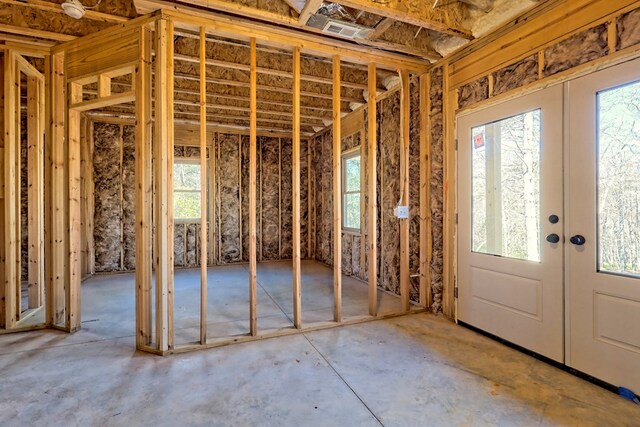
<box><xmin>0</xmin><ymin>0</ymin><xmax>545</xmax><ymax>135</ymax></box>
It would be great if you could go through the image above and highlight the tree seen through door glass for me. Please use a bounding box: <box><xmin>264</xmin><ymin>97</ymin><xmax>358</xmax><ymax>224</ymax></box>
<box><xmin>471</xmin><ymin>110</ymin><xmax>541</xmax><ymax>262</ymax></box>
<box><xmin>174</xmin><ymin>162</ymin><xmax>202</xmax><ymax>220</ymax></box>
<box><xmin>343</xmin><ymin>154</ymin><xmax>361</xmax><ymax>230</ymax></box>
<box><xmin>597</xmin><ymin>80</ymin><xmax>640</xmax><ymax>276</ymax></box>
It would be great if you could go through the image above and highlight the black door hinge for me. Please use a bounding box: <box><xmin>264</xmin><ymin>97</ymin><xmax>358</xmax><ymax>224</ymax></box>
<box><xmin>454</xmin><ymin>287</ymin><xmax>458</xmax><ymax>298</ymax></box>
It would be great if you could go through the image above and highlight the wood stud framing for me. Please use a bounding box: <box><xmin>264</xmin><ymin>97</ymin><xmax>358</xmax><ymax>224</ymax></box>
<box><xmin>199</xmin><ymin>26</ymin><xmax>208</xmax><ymax>345</ymax></box>
<box><xmin>135</xmin><ymin>26</ymin><xmax>153</xmax><ymax>349</ymax></box>
<box><xmin>292</xmin><ymin>46</ymin><xmax>302</xmax><ymax>329</ymax></box>
<box><xmin>2</xmin><ymin>50</ymin><xmax>17</xmax><ymax>329</ymax></box>
<box><xmin>367</xmin><ymin>63</ymin><xmax>378</xmax><ymax>317</ymax></box>
<box><xmin>154</xmin><ymin>18</ymin><xmax>172</xmax><ymax>351</ymax></box>
<box><xmin>399</xmin><ymin>70</ymin><xmax>410</xmax><ymax>313</ymax></box>
<box><xmin>68</xmin><ymin>81</ymin><xmax>82</xmax><ymax>331</ymax></box>
<box><xmin>49</xmin><ymin>52</ymin><xmax>66</xmax><ymax>327</ymax></box>
<box><xmin>419</xmin><ymin>73</ymin><xmax>432</xmax><ymax>308</ymax></box>
<box><xmin>1</xmin><ymin>11</ymin><xmax>437</xmax><ymax>350</ymax></box>
<box><xmin>249</xmin><ymin>37</ymin><xmax>258</xmax><ymax>336</ymax></box>
<box><xmin>332</xmin><ymin>55</ymin><xmax>342</xmax><ymax>323</ymax></box>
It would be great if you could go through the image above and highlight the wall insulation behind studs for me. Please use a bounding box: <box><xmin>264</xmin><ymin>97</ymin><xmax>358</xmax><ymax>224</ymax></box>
<box><xmin>91</xmin><ymin>123</ymin><xmax>311</xmax><ymax>273</ymax></box>
<box><xmin>429</xmin><ymin>66</ymin><xmax>445</xmax><ymax>314</ymax></box>
<box><xmin>93</xmin><ymin>123</ymin><xmax>123</xmax><ymax>272</ymax></box>
<box><xmin>311</xmin><ymin>80</ymin><xmax>422</xmax><ymax>303</ymax></box>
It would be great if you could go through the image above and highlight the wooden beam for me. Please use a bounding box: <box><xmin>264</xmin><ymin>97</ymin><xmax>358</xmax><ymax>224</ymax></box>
<box><xmin>367</xmin><ymin>63</ymin><xmax>378</xmax><ymax>317</ymax></box>
<box><xmin>135</xmin><ymin>26</ymin><xmax>153</xmax><ymax>348</ymax></box>
<box><xmin>137</xmin><ymin>0</ymin><xmax>299</xmax><ymax>25</ymax></box>
<box><xmin>249</xmin><ymin>38</ymin><xmax>258</xmax><ymax>336</ymax></box>
<box><xmin>366</xmin><ymin>17</ymin><xmax>395</xmax><ymax>40</ymax></box>
<box><xmin>0</xmin><ymin>23</ymin><xmax>75</xmax><ymax>42</ymax></box>
<box><xmin>154</xmin><ymin>19</ymin><xmax>171</xmax><ymax>351</ymax></box>
<box><xmin>333</xmin><ymin>0</ymin><xmax>472</xmax><ymax>39</ymax></box>
<box><xmin>158</xmin><ymin>5</ymin><xmax>432</xmax><ymax>72</ymax></box>
<box><xmin>199</xmin><ymin>26</ymin><xmax>208</xmax><ymax>345</ymax></box>
<box><xmin>419</xmin><ymin>73</ymin><xmax>432</xmax><ymax>309</ymax></box>
<box><xmin>442</xmin><ymin>63</ymin><xmax>456</xmax><ymax>319</ymax></box>
<box><xmin>332</xmin><ymin>55</ymin><xmax>342</xmax><ymax>323</ymax></box>
<box><xmin>1</xmin><ymin>51</ymin><xmax>17</xmax><ymax>328</ymax></box>
<box><xmin>97</xmin><ymin>74</ymin><xmax>111</xmax><ymax>98</ymax></box>
<box><xmin>67</xmin><ymin>82</ymin><xmax>83</xmax><ymax>331</ymax></box>
<box><xmin>13</xmin><ymin>60</ymin><xmax>20</xmax><ymax>321</ymax></box>
<box><xmin>299</xmin><ymin>0</ymin><xmax>323</xmax><ymax>24</ymax></box>
<box><xmin>167</xmin><ymin>19</ymin><xmax>175</xmax><ymax>350</ymax></box>
<box><xmin>0</xmin><ymin>0</ymin><xmax>129</xmax><ymax>23</ymax></box>
<box><xmin>48</xmin><ymin>52</ymin><xmax>66</xmax><ymax>326</ymax></box>
<box><xmin>399</xmin><ymin>69</ymin><xmax>410</xmax><ymax>312</ymax></box>
<box><xmin>69</xmin><ymin>91</ymin><xmax>136</xmax><ymax>112</ymax></box>
<box><xmin>292</xmin><ymin>46</ymin><xmax>302</xmax><ymax>329</ymax></box>
<box><xmin>0</xmin><ymin>56</ymin><xmax>5</xmax><ymax>327</ymax></box>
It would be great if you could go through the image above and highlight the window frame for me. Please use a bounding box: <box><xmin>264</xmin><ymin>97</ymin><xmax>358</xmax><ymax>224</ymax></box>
<box><xmin>341</xmin><ymin>146</ymin><xmax>362</xmax><ymax>234</ymax></box>
<box><xmin>173</xmin><ymin>157</ymin><xmax>203</xmax><ymax>224</ymax></box>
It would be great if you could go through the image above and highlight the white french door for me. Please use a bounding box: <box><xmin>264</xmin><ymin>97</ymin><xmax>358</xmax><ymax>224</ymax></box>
<box><xmin>457</xmin><ymin>86</ymin><xmax>565</xmax><ymax>362</ymax></box>
<box><xmin>458</xmin><ymin>58</ymin><xmax>640</xmax><ymax>389</ymax></box>
<box><xmin>566</xmin><ymin>58</ymin><xmax>640</xmax><ymax>392</ymax></box>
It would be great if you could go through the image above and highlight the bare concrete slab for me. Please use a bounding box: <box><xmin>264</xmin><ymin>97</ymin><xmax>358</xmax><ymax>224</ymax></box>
<box><xmin>0</xmin><ymin>262</ymin><xmax>638</xmax><ymax>426</ymax></box>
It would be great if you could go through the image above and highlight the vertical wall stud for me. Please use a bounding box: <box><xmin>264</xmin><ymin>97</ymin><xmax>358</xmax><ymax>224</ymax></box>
<box><xmin>68</xmin><ymin>82</ymin><xmax>83</xmax><ymax>331</ymax></box>
<box><xmin>154</xmin><ymin>19</ymin><xmax>171</xmax><ymax>352</ymax></box>
<box><xmin>399</xmin><ymin>69</ymin><xmax>410</xmax><ymax>312</ymax></box>
<box><xmin>199</xmin><ymin>26</ymin><xmax>208</xmax><ymax>344</ymax></box>
<box><xmin>367</xmin><ymin>63</ymin><xmax>378</xmax><ymax>317</ymax></box>
<box><xmin>135</xmin><ymin>25</ymin><xmax>153</xmax><ymax>348</ymax></box>
<box><xmin>292</xmin><ymin>46</ymin><xmax>302</xmax><ymax>328</ymax></box>
<box><xmin>1</xmin><ymin>51</ymin><xmax>17</xmax><ymax>329</ymax></box>
<box><xmin>49</xmin><ymin>52</ymin><xmax>66</xmax><ymax>327</ymax></box>
<box><xmin>332</xmin><ymin>55</ymin><xmax>342</xmax><ymax>322</ymax></box>
<box><xmin>166</xmin><ymin>19</ymin><xmax>175</xmax><ymax>349</ymax></box>
<box><xmin>249</xmin><ymin>37</ymin><xmax>258</xmax><ymax>336</ymax></box>
<box><xmin>443</xmin><ymin>63</ymin><xmax>456</xmax><ymax>319</ymax></box>
<box><xmin>419</xmin><ymin>73</ymin><xmax>432</xmax><ymax>309</ymax></box>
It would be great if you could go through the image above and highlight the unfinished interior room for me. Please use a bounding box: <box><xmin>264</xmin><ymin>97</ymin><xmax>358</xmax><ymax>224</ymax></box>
<box><xmin>1</xmin><ymin>0</ymin><xmax>639</xmax><ymax>424</ymax></box>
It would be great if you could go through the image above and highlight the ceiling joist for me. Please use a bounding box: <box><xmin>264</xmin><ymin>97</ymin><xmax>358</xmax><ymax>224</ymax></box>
<box><xmin>332</xmin><ymin>0</ymin><xmax>473</xmax><ymax>39</ymax></box>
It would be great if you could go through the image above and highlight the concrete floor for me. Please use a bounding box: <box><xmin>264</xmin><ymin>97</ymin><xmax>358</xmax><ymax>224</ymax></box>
<box><xmin>0</xmin><ymin>262</ymin><xmax>638</xmax><ymax>425</ymax></box>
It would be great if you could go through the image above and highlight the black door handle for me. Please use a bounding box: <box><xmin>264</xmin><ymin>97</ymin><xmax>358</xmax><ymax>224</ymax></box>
<box><xmin>546</xmin><ymin>233</ymin><xmax>560</xmax><ymax>243</ymax></box>
<box><xmin>570</xmin><ymin>235</ymin><xmax>586</xmax><ymax>246</ymax></box>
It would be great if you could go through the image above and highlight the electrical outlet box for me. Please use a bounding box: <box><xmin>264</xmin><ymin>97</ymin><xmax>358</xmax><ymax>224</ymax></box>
<box><xmin>394</xmin><ymin>205</ymin><xmax>409</xmax><ymax>219</ymax></box>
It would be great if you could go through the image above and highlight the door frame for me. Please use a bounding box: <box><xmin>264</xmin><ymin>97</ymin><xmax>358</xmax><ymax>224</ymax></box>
<box><xmin>0</xmin><ymin>49</ymin><xmax>46</xmax><ymax>333</ymax></box>
<box><xmin>456</xmin><ymin>84</ymin><xmax>565</xmax><ymax>362</ymax></box>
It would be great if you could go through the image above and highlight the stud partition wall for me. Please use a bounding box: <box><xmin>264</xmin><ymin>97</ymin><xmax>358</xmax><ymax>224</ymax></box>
<box><xmin>43</xmin><ymin>9</ymin><xmax>433</xmax><ymax>354</ymax></box>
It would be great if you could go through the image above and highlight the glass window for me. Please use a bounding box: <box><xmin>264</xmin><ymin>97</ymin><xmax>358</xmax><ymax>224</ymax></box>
<box><xmin>342</xmin><ymin>151</ymin><xmax>361</xmax><ymax>232</ymax></box>
<box><xmin>471</xmin><ymin>109</ymin><xmax>541</xmax><ymax>262</ymax></box>
<box><xmin>597</xmin><ymin>80</ymin><xmax>640</xmax><ymax>276</ymax></box>
<box><xmin>174</xmin><ymin>160</ymin><xmax>202</xmax><ymax>221</ymax></box>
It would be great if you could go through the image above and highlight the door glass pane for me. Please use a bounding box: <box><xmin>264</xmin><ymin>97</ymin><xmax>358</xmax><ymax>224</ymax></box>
<box><xmin>471</xmin><ymin>110</ymin><xmax>541</xmax><ymax>261</ymax></box>
<box><xmin>597</xmin><ymin>80</ymin><xmax>640</xmax><ymax>276</ymax></box>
